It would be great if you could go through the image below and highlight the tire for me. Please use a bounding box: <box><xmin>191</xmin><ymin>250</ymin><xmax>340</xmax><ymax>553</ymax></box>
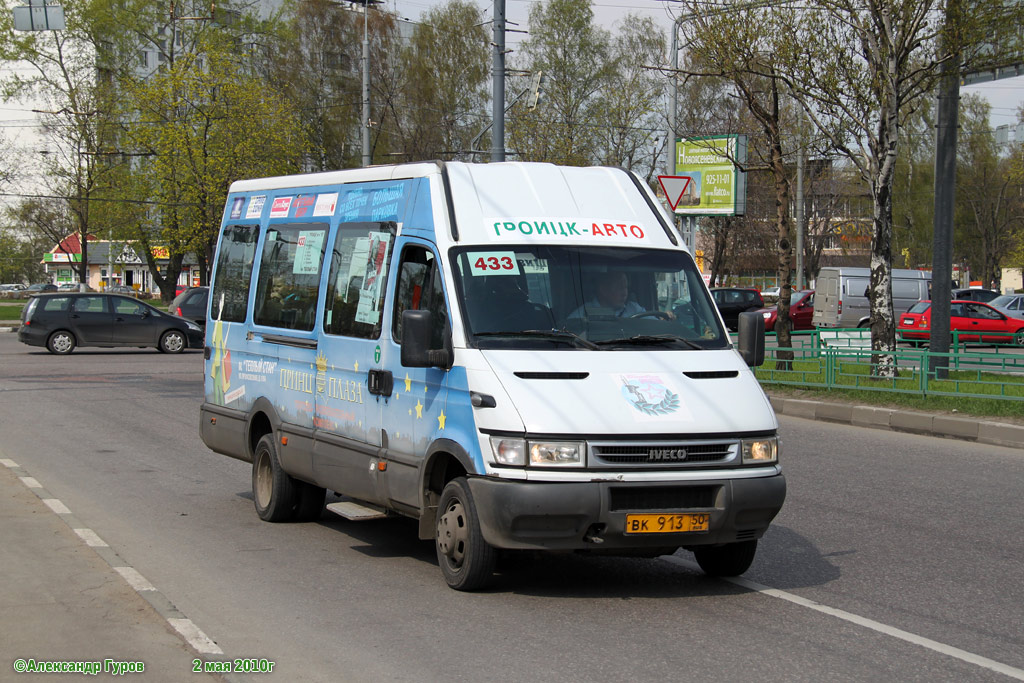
<box><xmin>158</xmin><ymin>330</ymin><xmax>186</xmax><ymax>354</ymax></box>
<box><xmin>252</xmin><ymin>434</ymin><xmax>298</xmax><ymax>522</ymax></box>
<box><xmin>293</xmin><ymin>482</ymin><xmax>326</xmax><ymax>522</ymax></box>
<box><xmin>693</xmin><ymin>540</ymin><xmax>757</xmax><ymax>577</ymax></box>
<box><xmin>1015</xmin><ymin>329</ymin><xmax>1024</xmax><ymax>347</ymax></box>
<box><xmin>47</xmin><ymin>330</ymin><xmax>76</xmax><ymax>355</ymax></box>
<box><xmin>435</xmin><ymin>477</ymin><xmax>496</xmax><ymax>591</ymax></box>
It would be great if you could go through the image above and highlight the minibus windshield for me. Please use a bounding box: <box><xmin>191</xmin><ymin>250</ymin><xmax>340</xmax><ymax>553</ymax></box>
<box><xmin>451</xmin><ymin>246</ymin><xmax>728</xmax><ymax>350</ymax></box>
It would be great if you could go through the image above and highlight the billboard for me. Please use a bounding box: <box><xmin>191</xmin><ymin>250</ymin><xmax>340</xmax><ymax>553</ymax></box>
<box><xmin>673</xmin><ymin>135</ymin><xmax>747</xmax><ymax>216</ymax></box>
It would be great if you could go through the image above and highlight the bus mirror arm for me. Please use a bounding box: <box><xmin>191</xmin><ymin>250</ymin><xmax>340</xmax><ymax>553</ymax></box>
<box><xmin>401</xmin><ymin>310</ymin><xmax>453</xmax><ymax>370</ymax></box>
<box><xmin>737</xmin><ymin>311</ymin><xmax>765</xmax><ymax>367</ymax></box>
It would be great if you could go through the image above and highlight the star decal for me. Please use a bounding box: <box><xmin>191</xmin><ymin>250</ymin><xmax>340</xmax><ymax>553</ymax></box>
<box><xmin>437</xmin><ymin>411</ymin><xmax>446</xmax><ymax>430</ymax></box>
<box><xmin>415</xmin><ymin>400</ymin><xmax>423</xmax><ymax>419</ymax></box>
<box><xmin>404</xmin><ymin>373</ymin><xmax>411</xmax><ymax>392</ymax></box>
<box><xmin>354</xmin><ymin>361</ymin><xmax>359</xmax><ymax>372</ymax></box>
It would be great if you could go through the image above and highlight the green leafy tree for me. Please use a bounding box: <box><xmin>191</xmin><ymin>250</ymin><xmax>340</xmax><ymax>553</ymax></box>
<box><xmin>779</xmin><ymin>0</ymin><xmax>1023</xmax><ymax>376</ymax></box>
<box><xmin>955</xmin><ymin>96</ymin><xmax>1024</xmax><ymax>290</ymax></box>
<box><xmin>394</xmin><ymin>0</ymin><xmax>490</xmax><ymax>161</ymax></box>
<box><xmin>0</xmin><ymin>0</ymin><xmax>125</xmax><ymax>287</ymax></box>
<box><xmin>124</xmin><ymin>39</ymin><xmax>307</xmax><ymax>299</ymax></box>
<box><xmin>508</xmin><ymin>0</ymin><xmax>612</xmax><ymax>165</ymax></box>
<box><xmin>594</xmin><ymin>15</ymin><xmax>666</xmax><ymax>180</ymax></box>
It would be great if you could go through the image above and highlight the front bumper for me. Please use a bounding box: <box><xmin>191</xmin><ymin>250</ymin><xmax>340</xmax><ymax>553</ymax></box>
<box><xmin>468</xmin><ymin>473</ymin><xmax>786</xmax><ymax>551</ymax></box>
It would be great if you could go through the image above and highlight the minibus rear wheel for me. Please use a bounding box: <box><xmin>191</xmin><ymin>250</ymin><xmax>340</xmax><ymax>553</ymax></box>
<box><xmin>693</xmin><ymin>540</ymin><xmax>757</xmax><ymax>577</ymax></box>
<box><xmin>252</xmin><ymin>434</ymin><xmax>297</xmax><ymax>522</ymax></box>
<box><xmin>436</xmin><ymin>477</ymin><xmax>495</xmax><ymax>591</ymax></box>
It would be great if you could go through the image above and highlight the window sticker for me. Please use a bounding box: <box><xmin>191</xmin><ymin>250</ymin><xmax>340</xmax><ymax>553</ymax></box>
<box><xmin>293</xmin><ymin>230</ymin><xmax>326</xmax><ymax>275</ymax></box>
<box><xmin>246</xmin><ymin>195</ymin><xmax>266</xmax><ymax>219</ymax></box>
<box><xmin>468</xmin><ymin>251</ymin><xmax>521</xmax><ymax>276</ymax></box>
<box><xmin>293</xmin><ymin>195</ymin><xmax>316</xmax><ymax>217</ymax></box>
<box><xmin>314</xmin><ymin>193</ymin><xmax>338</xmax><ymax>217</ymax></box>
<box><xmin>354</xmin><ymin>232</ymin><xmax>392</xmax><ymax>324</ymax></box>
<box><xmin>229</xmin><ymin>197</ymin><xmax>244</xmax><ymax>219</ymax></box>
<box><xmin>270</xmin><ymin>196</ymin><xmax>293</xmax><ymax>218</ymax></box>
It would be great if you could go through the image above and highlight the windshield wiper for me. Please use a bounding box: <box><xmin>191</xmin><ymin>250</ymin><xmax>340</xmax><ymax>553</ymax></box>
<box><xmin>595</xmin><ymin>334</ymin><xmax>704</xmax><ymax>350</ymax></box>
<box><xmin>474</xmin><ymin>329</ymin><xmax>599</xmax><ymax>350</ymax></box>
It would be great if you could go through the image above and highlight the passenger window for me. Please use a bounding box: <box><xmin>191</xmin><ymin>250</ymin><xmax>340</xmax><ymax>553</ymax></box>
<box><xmin>323</xmin><ymin>222</ymin><xmax>396</xmax><ymax>339</ymax></box>
<box><xmin>113</xmin><ymin>298</ymin><xmax>145</xmax><ymax>315</ymax></box>
<box><xmin>211</xmin><ymin>224</ymin><xmax>259</xmax><ymax>323</ymax></box>
<box><xmin>73</xmin><ymin>296</ymin><xmax>108</xmax><ymax>313</ymax></box>
<box><xmin>253</xmin><ymin>223</ymin><xmax>329</xmax><ymax>331</ymax></box>
<box><xmin>43</xmin><ymin>297</ymin><xmax>70</xmax><ymax>312</ymax></box>
<box><xmin>393</xmin><ymin>246</ymin><xmax>447</xmax><ymax>347</ymax></box>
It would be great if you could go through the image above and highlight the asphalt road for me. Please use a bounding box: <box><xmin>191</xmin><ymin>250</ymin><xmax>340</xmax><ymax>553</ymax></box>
<box><xmin>1</xmin><ymin>333</ymin><xmax>1022</xmax><ymax>682</ymax></box>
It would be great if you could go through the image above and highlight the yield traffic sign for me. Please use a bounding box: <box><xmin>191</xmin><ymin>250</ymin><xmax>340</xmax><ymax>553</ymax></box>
<box><xmin>657</xmin><ymin>175</ymin><xmax>693</xmax><ymax>211</ymax></box>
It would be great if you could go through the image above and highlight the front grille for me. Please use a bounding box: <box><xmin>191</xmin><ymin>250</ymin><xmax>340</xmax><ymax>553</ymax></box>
<box><xmin>609</xmin><ymin>486</ymin><xmax>718</xmax><ymax>511</ymax></box>
<box><xmin>590</xmin><ymin>440</ymin><xmax>736</xmax><ymax>468</ymax></box>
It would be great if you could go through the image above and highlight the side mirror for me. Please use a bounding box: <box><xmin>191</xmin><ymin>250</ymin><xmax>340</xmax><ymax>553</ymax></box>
<box><xmin>737</xmin><ymin>311</ymin><xmax>765</xmax><ymax>367</ymax></box>
<box><xmin>401</xmin><ymin>310</ymin><xmax>452</xmax><ymax>369</ymax></box>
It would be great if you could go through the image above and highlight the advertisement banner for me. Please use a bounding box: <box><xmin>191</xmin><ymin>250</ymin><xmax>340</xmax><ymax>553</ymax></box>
<box><xmin>673</xmin><ymin>135</ymin><xmax>747</xmax><ymax>216</ymax></box>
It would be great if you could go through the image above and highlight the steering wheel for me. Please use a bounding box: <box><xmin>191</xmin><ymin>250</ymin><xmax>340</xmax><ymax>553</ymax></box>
<box><xmin>629</xmin><ymin>311</ymin><xmax>673</xmax><ymax>320</ymax></box>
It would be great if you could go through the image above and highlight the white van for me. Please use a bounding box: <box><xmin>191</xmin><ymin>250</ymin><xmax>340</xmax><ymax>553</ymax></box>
<box><xmin>200</xmin><ymin>162</ymin><xmax>785</xmax><ymax>590</ymax></box>
<box><xmin>812</xmin><ymin>266</ymin><xmax>931</xmax><ymax>328</ymax></box>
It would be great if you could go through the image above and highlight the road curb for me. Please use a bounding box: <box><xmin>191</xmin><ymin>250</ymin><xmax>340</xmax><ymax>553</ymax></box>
<box><xmin>768</xmin><ymin>394</ymin><xmax>1024</xmax><ymax>449</ymax></box>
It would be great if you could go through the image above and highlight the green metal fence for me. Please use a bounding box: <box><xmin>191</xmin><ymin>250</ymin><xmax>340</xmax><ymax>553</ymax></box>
<box><xmin>757</xmin><ymin>328</ymin><xmax>1024</xmax><ymax>401</ymax></box>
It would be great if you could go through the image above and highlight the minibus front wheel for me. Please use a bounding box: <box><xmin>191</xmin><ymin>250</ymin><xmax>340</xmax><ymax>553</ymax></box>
<box><xmin>252</xmin><ymin>434</ymin><xmax>297</xmax><ymax>522</ymax></box>
<box><xmin>436</xmin><ymin>477</ymin><xmax>495</xmax><ymax>591</ymax></box>
<box><xmin>693</xmin><ymin>540</ymin><xmax>757</xmax><ymax>577</ymax></box>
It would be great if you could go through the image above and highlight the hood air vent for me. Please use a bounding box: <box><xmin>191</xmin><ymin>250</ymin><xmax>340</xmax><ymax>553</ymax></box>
<box><xmin>684</xmin><ymin>371</ymin><xmax>739</xmax><ymax>379</ymax></box>
<box><xmin>514</xmin><ymin>372</ymin><xmax>589</xmax><ymax>380</ymax></box>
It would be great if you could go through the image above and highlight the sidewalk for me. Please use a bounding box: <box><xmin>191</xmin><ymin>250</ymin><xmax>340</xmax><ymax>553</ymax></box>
<box><xmin>768</xmin><ymin>393</ymin><xmax>1024</xmax><ymax>449</ymax></box>
<box><xmin>0</xmin><ymin>461</ymin><xmax>225</xmax><ymax>681</ymax></box>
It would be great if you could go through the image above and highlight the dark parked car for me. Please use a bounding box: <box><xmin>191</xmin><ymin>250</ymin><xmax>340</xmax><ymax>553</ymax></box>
<box><xmin>755</xmin><ymin>289</ymin><xmax>815</xmax><ymax>332</ymax></box>
<box><xmin>171</xmin><ymin>286</ymin><xmax>208</xmax><ymax>329</ymax></box>
<box><xmin>951</xmin><ymin>287</ymin><xmax>1000</xmax><ymax>303</ymax></box>
<box><xmin>26</xmin><ymin>283</ymin><xmax>57</xmax><ymax>293</ymax></box>
<box><xmin>709</xmin><ymin>287</ymin><xmax>765</xmax><ymax>331</ymax></box>
<box><xmin>18</xmin><ymin>293</ymin><xmax>203</xmax><ymax>355</ymax></box>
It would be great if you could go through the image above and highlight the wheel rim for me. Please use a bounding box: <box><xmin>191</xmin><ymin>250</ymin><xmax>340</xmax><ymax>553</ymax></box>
<box><xmin>254</xmin><ymin>450</ymin><xmax>273</xmax><ymax>509</ymax></box>
<box><xmin>1016</xmin><ymin>330</ymin><xmax>1024</xmax><ymax>346</ymax></box>
<box><xmin>52</xmin><ymin>333</ymin><xmax>72</xmax><ymax>353</ymax></box>
<box><xmin>163</xmin><ymin>332</ymin><xmax>184</xmax><ymax>352</ymax></box>
<box><xmin>436</xmin><ymin>498</ymin><xmax>468</xmax><ymax>569</ymax></box>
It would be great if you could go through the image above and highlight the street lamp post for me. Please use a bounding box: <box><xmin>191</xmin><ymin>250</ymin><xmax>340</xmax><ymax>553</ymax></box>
<box><xmin>350</xmin><ymin>0</ymin><xmax>382</xmax><ymax>167</ymax></box>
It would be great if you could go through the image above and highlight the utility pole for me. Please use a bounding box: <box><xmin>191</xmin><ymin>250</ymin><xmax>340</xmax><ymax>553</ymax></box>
<box><xmin>491</xmin><ymin>0</ymin><xmax>506</xmax><ymax>162</ymax></box>
<box><xmin>930</xmin><ymin>0</ymin><xmax>960</xmax><ymax>379</ymax></box>
<box><xmin>795</xmin><ymin>142</ymin><xmax>804</xmax><ymax>291</ymax></box>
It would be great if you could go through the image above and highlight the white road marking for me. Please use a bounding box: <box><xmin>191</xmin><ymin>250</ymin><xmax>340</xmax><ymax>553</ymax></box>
<box><xmin>168</xmin><ymin>618</ymin><xmax>223</xmax><ymax>655</ymax></box>
<box><xmin>73</xmin><ymin>528</ymin><xmax>108</xmax><ymax>547</ymax></box>
<box><xmin>1</xmin><ymin>458</ymin><xmax>19</xmax><ymax>467</ymax></box>
<box><xmin>41</xmin><ymin>498</ymin><xmax>71</xmax><ymax>514</ymax></box>
<box><xmin>662</xmin><ymin>555</ymin><xmax>1024</xmax><ymax>681</ymax></box>
<box><xmin>19</xmin><ymin>476</ymin><xmax>41</xmax><ymax>488</ymax></box>
<box><xmin>114</xmin><ymin>566</ymin><xmax>156</xmax><ymax>592</ymax></box>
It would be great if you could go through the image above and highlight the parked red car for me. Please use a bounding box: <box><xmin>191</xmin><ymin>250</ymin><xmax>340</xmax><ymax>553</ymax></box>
<box><xmin>898</xmin><ymin>300</ymin><xmax>1024</xmax><ymax>345</ymax></box>
<box><xmin>757</xmin><ymin>290</ymin><xmax>815</xmax><ymax>332</ymax></box>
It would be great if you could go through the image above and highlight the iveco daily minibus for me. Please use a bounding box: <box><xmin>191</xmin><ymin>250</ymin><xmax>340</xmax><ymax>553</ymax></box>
<box><xmin>200</xmin><ymin>162</ymin><xmax>785</xmax><ymax>590</ymax></box>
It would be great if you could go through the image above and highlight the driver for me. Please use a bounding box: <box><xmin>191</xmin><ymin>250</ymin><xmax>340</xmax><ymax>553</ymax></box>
<box><xmin>568</xmin><ymin>271</ymin><xmax>645</xmax><ymax>318</ymax></box>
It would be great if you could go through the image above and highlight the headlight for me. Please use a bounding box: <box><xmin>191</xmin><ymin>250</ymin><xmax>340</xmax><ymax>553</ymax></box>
<box><xmin>490</xmin><ymin>437</ymin><xmax>526</xmax><ymax>466</ymax></box>
<box><xmin>762</xmin><ymin>312</ymin><xmax>772</xmax><ymax>319</ymax></box>
<box><xmin>488</xmin><ymin>438</ymin><xmax>585</xmax><ymax>467</ymax></box>
<box><xmin>741</xmin><ymin>437</ymin><xmax>778</xmax><ymax>464</ymax></box>
<box><xmin>530</xmin><ymin>441</ymin><xmax>585</xmax><ymax>467</ymax></box>
<box><xmin>186</xmin><ymin>321</ymin><xmax>201</xmax><ymax>331</ymax></box>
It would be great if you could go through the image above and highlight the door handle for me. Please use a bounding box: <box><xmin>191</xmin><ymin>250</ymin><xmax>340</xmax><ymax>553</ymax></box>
<box><xmin>367</xmin><ymin>369</ymin><xmax>394</xmax><ymax>397</ymax></box>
